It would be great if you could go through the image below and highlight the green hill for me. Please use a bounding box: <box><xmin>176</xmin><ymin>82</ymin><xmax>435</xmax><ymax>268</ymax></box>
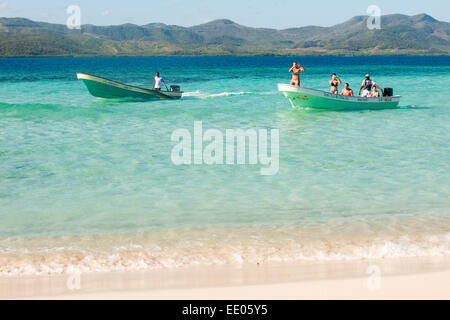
<box><xmin>0</xmin><ymin>14</ymin><xmax>449</xmax><ymax>57</ymax></box>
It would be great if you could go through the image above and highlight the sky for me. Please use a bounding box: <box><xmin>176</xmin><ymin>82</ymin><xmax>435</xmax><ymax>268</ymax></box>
<box><xmin>0</xmin><ymin>0</ymin><xmax>449</xmax><ymax>29</ymax></box>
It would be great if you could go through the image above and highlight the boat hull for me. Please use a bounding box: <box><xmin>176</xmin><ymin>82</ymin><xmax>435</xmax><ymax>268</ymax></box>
<box><xmin>278</xmin><ymin>84</ymin><xmax>400</xmax><ymax>111</ymax></box>
<box><xmin>77</xmin><ymin>73</ymin><xmax>183</xmax><ymax>100</ymax></box>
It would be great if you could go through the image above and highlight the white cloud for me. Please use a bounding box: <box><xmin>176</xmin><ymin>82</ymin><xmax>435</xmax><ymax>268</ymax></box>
<box><xmin>101</xmin><ymin>10</ymin><xmax>110</xmax><ymax>17</ymax></box>
<box><xmin>0</xmin><ymin>2</ymin><xmax>9</xmax><ymax>10</ymax></box>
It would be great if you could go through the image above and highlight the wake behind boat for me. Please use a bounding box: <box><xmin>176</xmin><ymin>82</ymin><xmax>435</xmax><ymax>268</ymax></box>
<box><xmin>77</xmin><ymin>73</ymin><xmax>183</xmax><ymax>100</ymax></box>
<box><xmin>278</xmin><ymin>84</ymin><xmax>401</xmax><ymax>111</ymax></box>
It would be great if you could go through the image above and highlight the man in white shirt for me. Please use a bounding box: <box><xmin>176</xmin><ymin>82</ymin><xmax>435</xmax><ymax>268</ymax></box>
<box><xmin>359</xmin><ymin>74</ymin><xmax>383</xmax><ymax>97</ymax></box>
<box><xmin>153</xmin><ymin>72</ymin><xmax>168</xmax><ymax>91</ymax></box>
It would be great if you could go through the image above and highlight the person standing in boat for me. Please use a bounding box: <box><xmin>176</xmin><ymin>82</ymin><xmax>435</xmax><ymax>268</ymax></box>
<box><xmin>289</xmin><ymin>62</ymin><xmax>305</xmax><ymax>87</ymax></box>
<box><xmin>359</xmin><ymin>74</ymin><xmax>383</xmax><ymax>97</ymax></box>
<box><xmin>341</xmin><ymin>83</ymin><xmax>354</xmax><ymax>96</ymax></box>
<box><xmin>330</xmin><ymin>73</ymin><xmax>342</xmax><ymax>94</ymax></box>
<box><xmin>153</xmin><ymin>72</ymin><xmax>168</xmax><ymax>91</ymax></box>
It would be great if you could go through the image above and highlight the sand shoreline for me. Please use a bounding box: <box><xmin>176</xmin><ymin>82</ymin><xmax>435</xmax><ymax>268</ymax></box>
<box><xmin>34</xmin><ymin>269</ymin><xmax>450</xmax><ymax>300</ymax></box>
<box><xmin>1</xmin><ymin>256</ymin><xmax>449</xmax><ymax>300</ymax></box>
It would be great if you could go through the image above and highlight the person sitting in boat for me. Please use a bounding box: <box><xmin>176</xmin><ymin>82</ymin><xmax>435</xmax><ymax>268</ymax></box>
<box><xmin>341</xmin><ymin>83</ymin><xmax>354</xmax><ymax>96</ymax></box>
<box><xmin>369</xmin><ymin>86</ymin><xmax>381</xmax><ymax>97</ymax></box>
<box><xmin>289</xmin><ymin>62</ymin><xmax>305</xmax><ymax>87</ymax></box>
<box><xmin>330</xmin><ymin>73</ymin><xmax>342</xmax><ymax>94</ymax></box>
<box><xmin>153</xmin><ymin>72</ymin><xmax>168</xmax><ymax>91</ymax></box>
<box><xmin>359</xmin><ymin>74</ymin><xmax>382</xmax><ymax>97</ymax></box>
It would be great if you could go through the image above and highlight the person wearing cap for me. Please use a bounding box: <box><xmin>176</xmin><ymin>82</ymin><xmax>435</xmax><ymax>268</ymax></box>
<box><xmin>359</xmin><ymin>74</ymin><xmax>383</xmax><ymax>97</ymax></box>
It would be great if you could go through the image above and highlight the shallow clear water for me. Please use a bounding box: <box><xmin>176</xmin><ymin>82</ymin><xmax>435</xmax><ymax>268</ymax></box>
<box><xmin>0</xmin><ymin>56</ymin><xmax>449</xmax><ymax>275</ymax></box>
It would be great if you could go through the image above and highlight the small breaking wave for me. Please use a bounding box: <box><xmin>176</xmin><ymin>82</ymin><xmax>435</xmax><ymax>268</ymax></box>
<box><xmin>0</xmin><ymin>228</ymin><xmax>448</xmax><ymax>276</ymax></box>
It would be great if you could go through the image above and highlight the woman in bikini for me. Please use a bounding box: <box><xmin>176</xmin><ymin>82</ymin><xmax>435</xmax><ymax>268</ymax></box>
<box><xmin>289</xmin><ymin>62</ymin><xmax>305</xmax><ymax>87</ymax></box>
<box><xmin>330</xmin><ymin>73</ymin><xmax>342</xmax><ymax>94</ymax></box>
<box><xmin>369</xmin><ymin>86</ymin><xmax>381</xmax><ymax>97</ymax></box>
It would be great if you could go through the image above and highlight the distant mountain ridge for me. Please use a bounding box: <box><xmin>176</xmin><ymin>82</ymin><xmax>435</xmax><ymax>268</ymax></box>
<box><xmin>0</xmin><ymin>13</ymin><xmax>449</xmax><ymax>57</ymax></box>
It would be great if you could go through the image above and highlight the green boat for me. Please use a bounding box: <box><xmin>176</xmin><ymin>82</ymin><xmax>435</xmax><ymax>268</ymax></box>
<box><xmin>77</xmin><ymin>73</ymin><xmax>183</xmax><ymax>100</ymax></box>
<box><xmin>278</xmin><ymin>84</ymin><xmax>400</xmax><ymax>111</ymax></box>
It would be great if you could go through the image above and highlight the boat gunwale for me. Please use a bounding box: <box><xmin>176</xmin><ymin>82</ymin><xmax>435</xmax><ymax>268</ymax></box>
<box><xmin>77</xmin><ymin>73</ymin><xmax>183</xmax><ymax>100</ymax></box>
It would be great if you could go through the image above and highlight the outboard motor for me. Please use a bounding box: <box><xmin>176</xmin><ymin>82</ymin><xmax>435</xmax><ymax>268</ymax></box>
<box><xmin>170</xmin><ymin>85</ymin><xmax>181</xmax><ymax>92</ymax></box>
<box><xmin>383</xmin><ymin>88</ymin><xmax>393</xmax><ymax>97</ymax></box>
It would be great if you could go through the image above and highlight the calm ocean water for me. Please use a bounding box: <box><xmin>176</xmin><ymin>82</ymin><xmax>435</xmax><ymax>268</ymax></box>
<box><xmin>0</xmin><ymin>56</ymin><xmax>449</xmax><ymax>275</ymax></box>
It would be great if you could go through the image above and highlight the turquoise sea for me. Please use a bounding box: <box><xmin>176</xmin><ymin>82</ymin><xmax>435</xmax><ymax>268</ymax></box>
<box><xmin>0</xmin><ymin>56</ymin><xmax>449</xmax><ymax>275</ymax></box>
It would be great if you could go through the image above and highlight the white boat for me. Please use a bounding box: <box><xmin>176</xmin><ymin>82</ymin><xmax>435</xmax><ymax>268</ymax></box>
<box><xmin>278</xmin><ymin>84</ymin><xmax>401</xmax><ymax>110</ymax></box>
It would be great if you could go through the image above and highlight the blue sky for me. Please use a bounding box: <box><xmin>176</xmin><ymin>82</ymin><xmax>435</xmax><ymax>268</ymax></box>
<box><xmin>0</xmin><ymin>0</ymin><xmax>449</xmax><ymax>28</ymax></box>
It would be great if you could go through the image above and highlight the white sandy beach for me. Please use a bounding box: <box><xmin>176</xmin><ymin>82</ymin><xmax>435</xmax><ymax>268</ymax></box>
<box><xmin>2</xmin><ymin>257</ymin><xmax>449</xmax><ymax>300</ymax></box>
<box><xmin>39</xmin><ymin>270</ymin><xmax>450</xmax><ymax>300</ymax></box>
